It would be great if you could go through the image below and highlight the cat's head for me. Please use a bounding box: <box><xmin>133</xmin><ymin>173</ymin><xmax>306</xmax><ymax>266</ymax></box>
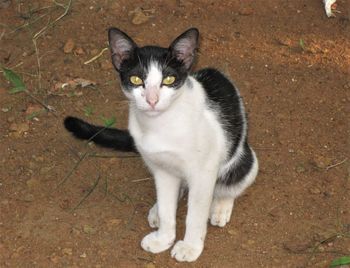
<box><xmin>108</xmin><ymin>28</ymin><xmax>199</xmax><ymax>115</ymax></box>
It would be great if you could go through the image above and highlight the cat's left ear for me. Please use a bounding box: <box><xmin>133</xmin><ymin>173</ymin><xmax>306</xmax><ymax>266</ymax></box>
<box><xmin>169</xmin><ymin>28</ymin><xmax>199</xmax><ymax>70</ymax></box>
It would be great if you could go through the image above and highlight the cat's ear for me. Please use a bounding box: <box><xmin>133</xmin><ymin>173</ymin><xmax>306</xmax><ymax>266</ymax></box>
<box><xmin>108</xmin><ymin>28</ymin><xmax>137</xmax><ymax>71</ymax></box>
<box><xmin>169</xmin><ymin>28</ymin><xmax>199</xmax><ymax>70</ymax></box>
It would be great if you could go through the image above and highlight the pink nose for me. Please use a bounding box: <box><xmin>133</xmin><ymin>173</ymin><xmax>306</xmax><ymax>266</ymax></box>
<box><xmin>146</xmin><ymin>98</ymin><xmax>158</xmax><ymax>109</ymax></box>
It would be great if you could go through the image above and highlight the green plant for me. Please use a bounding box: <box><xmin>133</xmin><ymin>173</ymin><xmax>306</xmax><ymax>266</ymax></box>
<box><xmin>330</xmin><ymin>256</ymin><xmax>350</xmax><ymax>267</ymax></box>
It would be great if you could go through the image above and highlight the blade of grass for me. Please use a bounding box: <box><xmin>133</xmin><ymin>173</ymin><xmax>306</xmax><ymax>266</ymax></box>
<box><xmin>330</xmin><ymin>256</ymin><xmax>350</xmax><ymax>267</ymax></box>
<box><xmin>70</xmin><ymin>173</ymin><xmax>101</xmax><ymax>212</ymax></box>
<box><xmin>2</xmin><ymin>67</ymin><xmax>26</xmax><ymax>93</ymax></box>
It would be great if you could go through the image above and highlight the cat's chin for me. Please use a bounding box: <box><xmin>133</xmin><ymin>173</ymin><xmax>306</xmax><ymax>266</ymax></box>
<box><xmin>143</xmin><ymin>109</ymin><xmax>163</xmax><ymax>117</ymax></box>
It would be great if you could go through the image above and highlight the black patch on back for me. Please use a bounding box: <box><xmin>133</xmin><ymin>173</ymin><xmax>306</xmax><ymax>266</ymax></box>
<box><xmin>220</xmin><ymin>142</ymin><xmax>254</xmax><ymax>185</ymax></box>
<box><xmin>194</xmin><ymin>68</ymin><xmax>245</xmax><ymax>158</ymax></box>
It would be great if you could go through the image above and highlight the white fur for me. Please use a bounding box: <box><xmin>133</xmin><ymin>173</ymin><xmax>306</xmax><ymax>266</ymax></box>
<box><xmin>124</xmin><ymin>64</ymin><xmax>257</xmax><ymax>262</ymax></box>
<box><xmin>127</xmin><ymin>62</ymin><xmax>182</xmax><ymax>115</ymax></box>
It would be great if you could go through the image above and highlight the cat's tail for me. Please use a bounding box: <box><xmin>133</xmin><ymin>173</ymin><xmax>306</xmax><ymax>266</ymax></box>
<box><xmin>64</xmin><ymin>116</ymin><xmax>137</xmax><ymax>153</ymax></box>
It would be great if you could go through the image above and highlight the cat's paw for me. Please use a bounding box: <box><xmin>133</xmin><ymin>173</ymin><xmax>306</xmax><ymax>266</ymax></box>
<box><xmin>171</xmin><ymin>240</ymin><xmax>203</xmax><ymax>262</ymax></box>
<box><xmin>210</xmin><ymin>198</ymin><xmax>234</xmax><ymax>227</ymax></box>
<box><xmin>147</xmin><ymin>204</ymin><xmax>159</xmax><ymax>228</ymax></box>
<box><xmin>141</xmin><ymin>231</ymin><xmax>174</xmax><ymax>253</ymax></box>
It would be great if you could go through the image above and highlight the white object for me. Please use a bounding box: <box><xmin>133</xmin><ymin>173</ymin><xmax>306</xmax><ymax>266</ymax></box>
<box><xmin>324</xmin><ymin>0</ymin><xmax>337</xmax><ymax>17</ymax></box>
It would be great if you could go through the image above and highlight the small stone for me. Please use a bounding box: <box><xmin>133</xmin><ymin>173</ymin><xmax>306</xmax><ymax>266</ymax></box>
<box><xmin>34</xmin><ymin>156</ymin><xmax>44</xmax><ymax>162</ymax></box>
<box><xmin>22</xmin><ymin>193</ymin><xmax>34</xmax><ymax>202</ymax></box>
<box><xmin>62</xmin><ymin>248</ymin><xmax>73</xmax><ymax>255</ymax></box>
<box><xmin>74</xmin><ymin>47</ymin><xmax>85</xmax><ymax>55</ymax></box>
<box><xmin>79</xmin><ymin>252</ymin><xmax>87</xmax><ymax>258</ymax></box>
<box><xmin>130</xmin><ymin>7</ymin><xmax>152</xmax><ymax>25</ymax></box>
<box><xmin>309</xmin><ymin>187</ymin><xmax>321</xmax><ymax>195</ymax></box>
<box><xmin>343</xmin><ymin>82</ymin><xmax>350</xmax><ymax>89</ymax></box>
<box><xmin>90</xmin><ymin>48</ymin><xmax>99</xmax><ymax>56</ymax></box>
<box><xmin>228</xmin><ymin>229</ymin><xmax>238</xmax><ymax>236</ymax></box>
<box><xmin>239</xmin><ymin>7</ymin><xmax>254</xmax><ymax>16</ymax></box>
<box><xmin>25</xmin><ymin>104</ymin><xmax>43</xmax><ymax>116</ymax></box>
<box><xmin>312</xmin><ymin>155</ymin><xmax>332</xmax><ymax>169</ymax></box>
<box><xmin>50</xmin><ymin>255</ymin><xmax>60</xmax><ymax>263</ymax></box>
<box><xmin>63</xmin><ymin>39</ymin><xmax>75</xmax><ymax>54</ymax></box>
<box><xmin>100</xmin><ymin>60</ymin><xmax>113</xmax><ymax>70</ymax></box>
<box><xmin>296</xmin><ymin>164</ymin><xmax>306</xmax><ymax>173</ymax></box>
<box><xmin>40</xmin><ymin>166</ymin><xmax>53</xmax><ymax>174</ymax></box>
<box><xmin>145</xmin><ymin>263</ymin><xmax>156</xmax><ymax>268</ymax></box>
<box><xmin>1</xmin><ymin>107</ymin><xmax>9</xmax><ymax>112</ymax></box>
<box><xmin>83</xmin><ymin>224</ymin><xmax>97</xmax><ymax>234</ymax></box>
<box><xmin>9</xmin><ymin>122</ymin><xmax>29</xmax><ymax>134</ymax></box>
<box><xmin>26</xmin><ymin>178</ymin><xmax>39</xmax><ymax>189</ymax></box>
<box><xmin>7</xmin><ymin>116</ymin><xmax>15</xmax><ymax>123</ymax></box>
<box><xmin>276</xmin><ymin>37</ymin><xmax>292</xmax><ymax>47</ymax></box>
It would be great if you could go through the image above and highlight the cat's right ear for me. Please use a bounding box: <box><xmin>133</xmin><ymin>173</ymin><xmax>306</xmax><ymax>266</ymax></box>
<box><xmin>108</xmin><ymin>28</ymin><xmax>137</xmax><ymax>71</ymax></box>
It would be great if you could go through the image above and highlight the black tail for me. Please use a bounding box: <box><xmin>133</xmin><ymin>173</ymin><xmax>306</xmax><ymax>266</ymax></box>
<box><xmin>64</xmin><ymin>116</ymin><xmax>137</xmax><ymax>153</ymax></box>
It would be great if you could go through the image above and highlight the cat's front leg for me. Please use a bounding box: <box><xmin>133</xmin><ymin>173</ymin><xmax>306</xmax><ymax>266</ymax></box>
<box><xmin>171</xmin><ymin>174</ymin><xmax>216</xmax><ymax>262</ymax></box>
<box><xmin>141</xmin><ymin>170</ymin><xmax>181</xmax><ymax>253</ymax></box>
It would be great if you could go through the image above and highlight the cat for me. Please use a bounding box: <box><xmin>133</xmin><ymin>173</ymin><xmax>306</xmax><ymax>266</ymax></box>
<box><xmin>64</xmin><ymin>28</ymin><xmax>258</xmax><ymax>262</ymax></box>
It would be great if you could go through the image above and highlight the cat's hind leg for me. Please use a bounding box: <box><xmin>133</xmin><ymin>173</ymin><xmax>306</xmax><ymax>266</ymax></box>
<box><xmin>210</xmin><ymin>147</ymin><xmax>258</xmax><ymax>227</ymax></box>
<box><xmin>210</xmin><ymin>196</ymin><xmax>234</xmax><ymax>227</ymax></box>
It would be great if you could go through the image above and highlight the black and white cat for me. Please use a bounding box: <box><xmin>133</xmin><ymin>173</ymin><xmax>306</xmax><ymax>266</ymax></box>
<box><xmin>64</xmin><ymin>28</ymin><xmax>258</xmax><ymax>262</ymax></box>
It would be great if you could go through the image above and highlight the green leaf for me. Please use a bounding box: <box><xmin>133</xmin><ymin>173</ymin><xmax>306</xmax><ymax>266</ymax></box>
<box><xmin>299</xmin><ymin>39</ymin><xmax>306</xmax><ymax>51</ymax></box>
<box><xmin>2</xmin><ymin>68</ymin><xmax>26</xmax><ymax>94</ymax></box>
<box><xmin>84</xmin><ymin>106</ymin><xmax>94</xmax><ymax>117</ymax></box>
<box><xmin>100</xmin><ymin>116</ymin><xmax>116</xmax><ymax>127</ymax></box>
<box><xmin>330</xmin><ymin>256</ymin><xmax>350</xmax><ymax>267</ymax></box>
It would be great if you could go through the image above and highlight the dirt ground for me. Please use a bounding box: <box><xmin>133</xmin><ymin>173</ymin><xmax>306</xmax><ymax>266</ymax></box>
<box><xmin>0</xmin><ymin>0</ymin><xmax>349</xmax><ymax>267</ymax></box>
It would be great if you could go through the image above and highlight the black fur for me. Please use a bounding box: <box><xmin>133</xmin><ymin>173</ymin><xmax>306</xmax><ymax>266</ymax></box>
<box><xmin>64</xmin><ymin>117</ymin><xmax>137</xmax><ymax>153</ymax></box>
<box><xmin>194</xmin><ymin>68</ymin><xmax>250</xmax><ymax>185</ymax></box>
<box><xmin>109</xmin><ymin>28</ymin><xmax>199</xmax><ymax>92</ymax></box>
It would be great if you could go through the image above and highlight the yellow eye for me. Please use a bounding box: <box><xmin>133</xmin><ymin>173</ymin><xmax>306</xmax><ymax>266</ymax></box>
<box><xmin>130</xmin><ymin>76</ymin><xmax>143</xmax><ymax>85</ymax></box>
<box><xmin>162</xmin><ymin>76</ymin><xmax>176</xmax><ymax>85</ymax></box>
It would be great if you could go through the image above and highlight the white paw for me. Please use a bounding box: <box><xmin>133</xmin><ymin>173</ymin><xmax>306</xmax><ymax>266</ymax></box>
<box><xmin>141</xmin><ymin>231</ymin><xmax>174</xmax><ymax>253</ymax></box>
<box><xmin>147</xmin><ymin>204</ymin><xmax>159</xmax><ymax>228</ymax></box>
<box><xmin>171</xmin><ymin>240</ymin><xmax>203</xmax><ymax>262</ymax></box>
<box><xmin>210</xmin><ymin>198</ymin><xmax>234</xmax><ymax>227</ymax></box>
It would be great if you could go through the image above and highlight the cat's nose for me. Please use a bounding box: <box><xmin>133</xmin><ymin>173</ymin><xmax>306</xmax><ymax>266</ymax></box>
<box><xmin>146</xmin><ymin>98</ymin><xmax>158</xmax><ymax>109</ymax></box>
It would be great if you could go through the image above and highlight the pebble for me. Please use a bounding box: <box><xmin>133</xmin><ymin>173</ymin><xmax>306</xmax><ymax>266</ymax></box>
<box><xmin>239</xmin><ymin>7</ymin><xmax>254</xmax><ymax>16</ymax></box>
<box><xmin>9</xmin><ymin>122</ymin><xmax>29</xmax><ymax>133</ymax></box>
<box><xmin>100</xmin><ymin>60</ymin><xmax>113</xmax><ymax>70</ymax></box>
<box><xmin>295</xmin><ymin>164</ymin><xmax>306</xmax><ymax>173</ymax></box>
<box><xmin>1</xmin><ymin>107</ymin><xmax>9</xmax><ymax>112</ymax></box>
<box><xmin>62</xmin><ymin>248</ymin><xmax>73</xmax><ymax>255</ymax></box>
<box><xmin>50</xmin><ymin>254</ymin><xmax>60</xmax><ymax>263</ymax></box>
<box><xmin>312</xmin><ymin>155</ymin><xmax>332</xmax><ymax>169</ymax></box>
<box><xmin>40</xmin><ymin>166</ymin><xmax>53</xmax><ymax>174</ymax></box>
<box><xmin>63</xmin><ymin>39</ymin><xmax>75</xmax><ymax>54</ymax></box>
<box><xmin>129</xmin><ymin>7</ymin><xmax>153</xmax><ymax>25</ymax></box>
<box><xmin>79</xmin><ymin>252</ymin><xmax>87</xmax><ymax>258</ymax></box>
<box><xmin>309</xmin><ymin>187</ymin><xmax>321</xmax><ymax>195</ymax></box>
<box><xmin>276</xmin><ymin>37</ymin><xmax>292</xmax><ymax>47</ymax></box>
<box><xmin>83</xmin><ymin>224</ymin><xmax>97</xmax><ymax>235</ymax></box>
<box><xmin>26</xmin><ymin>178</ymin><xmax>39</xmax><ymax>189</ymax></box>
<box><xmin>74</xmin><ymin>47</ymin><xmax>85</xmax><ymax>55</ymax></box>
<box><xmin>145</xmin><ymin>263</ymin><xmax>156</xmax><ymax>268</ymax></box>
<box><xmin>343</xmin><ymin>82</ymin><xmax>350</xmax><ymax>89</ymax></box>
<box><xmin>25</xmin><ymin>104</ymin><xmax>43</xmax><ymax>115</ymax></box>
<box><xmin>228</xmin><ymin>229</ymin><xmax>238</xmax><ymax>236</ymax></box>
<box><xmin>7</xmin><ymin>116</ymin><xmax>15</xmax><ymax>123</ymax></box>
<box><xmin>90</xmin><ymin>48</ymin><xmax>99</xmax><ymax>56</ymax></box>
<box><xmin>22</xmin><ymin>193</ymin><xmax>35</xmax><ymax>202</ymax></box>
<box><xmin>106</xmin><ymin>218</ymin><xmax>122</xmax><ymax>229</ymax></box>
